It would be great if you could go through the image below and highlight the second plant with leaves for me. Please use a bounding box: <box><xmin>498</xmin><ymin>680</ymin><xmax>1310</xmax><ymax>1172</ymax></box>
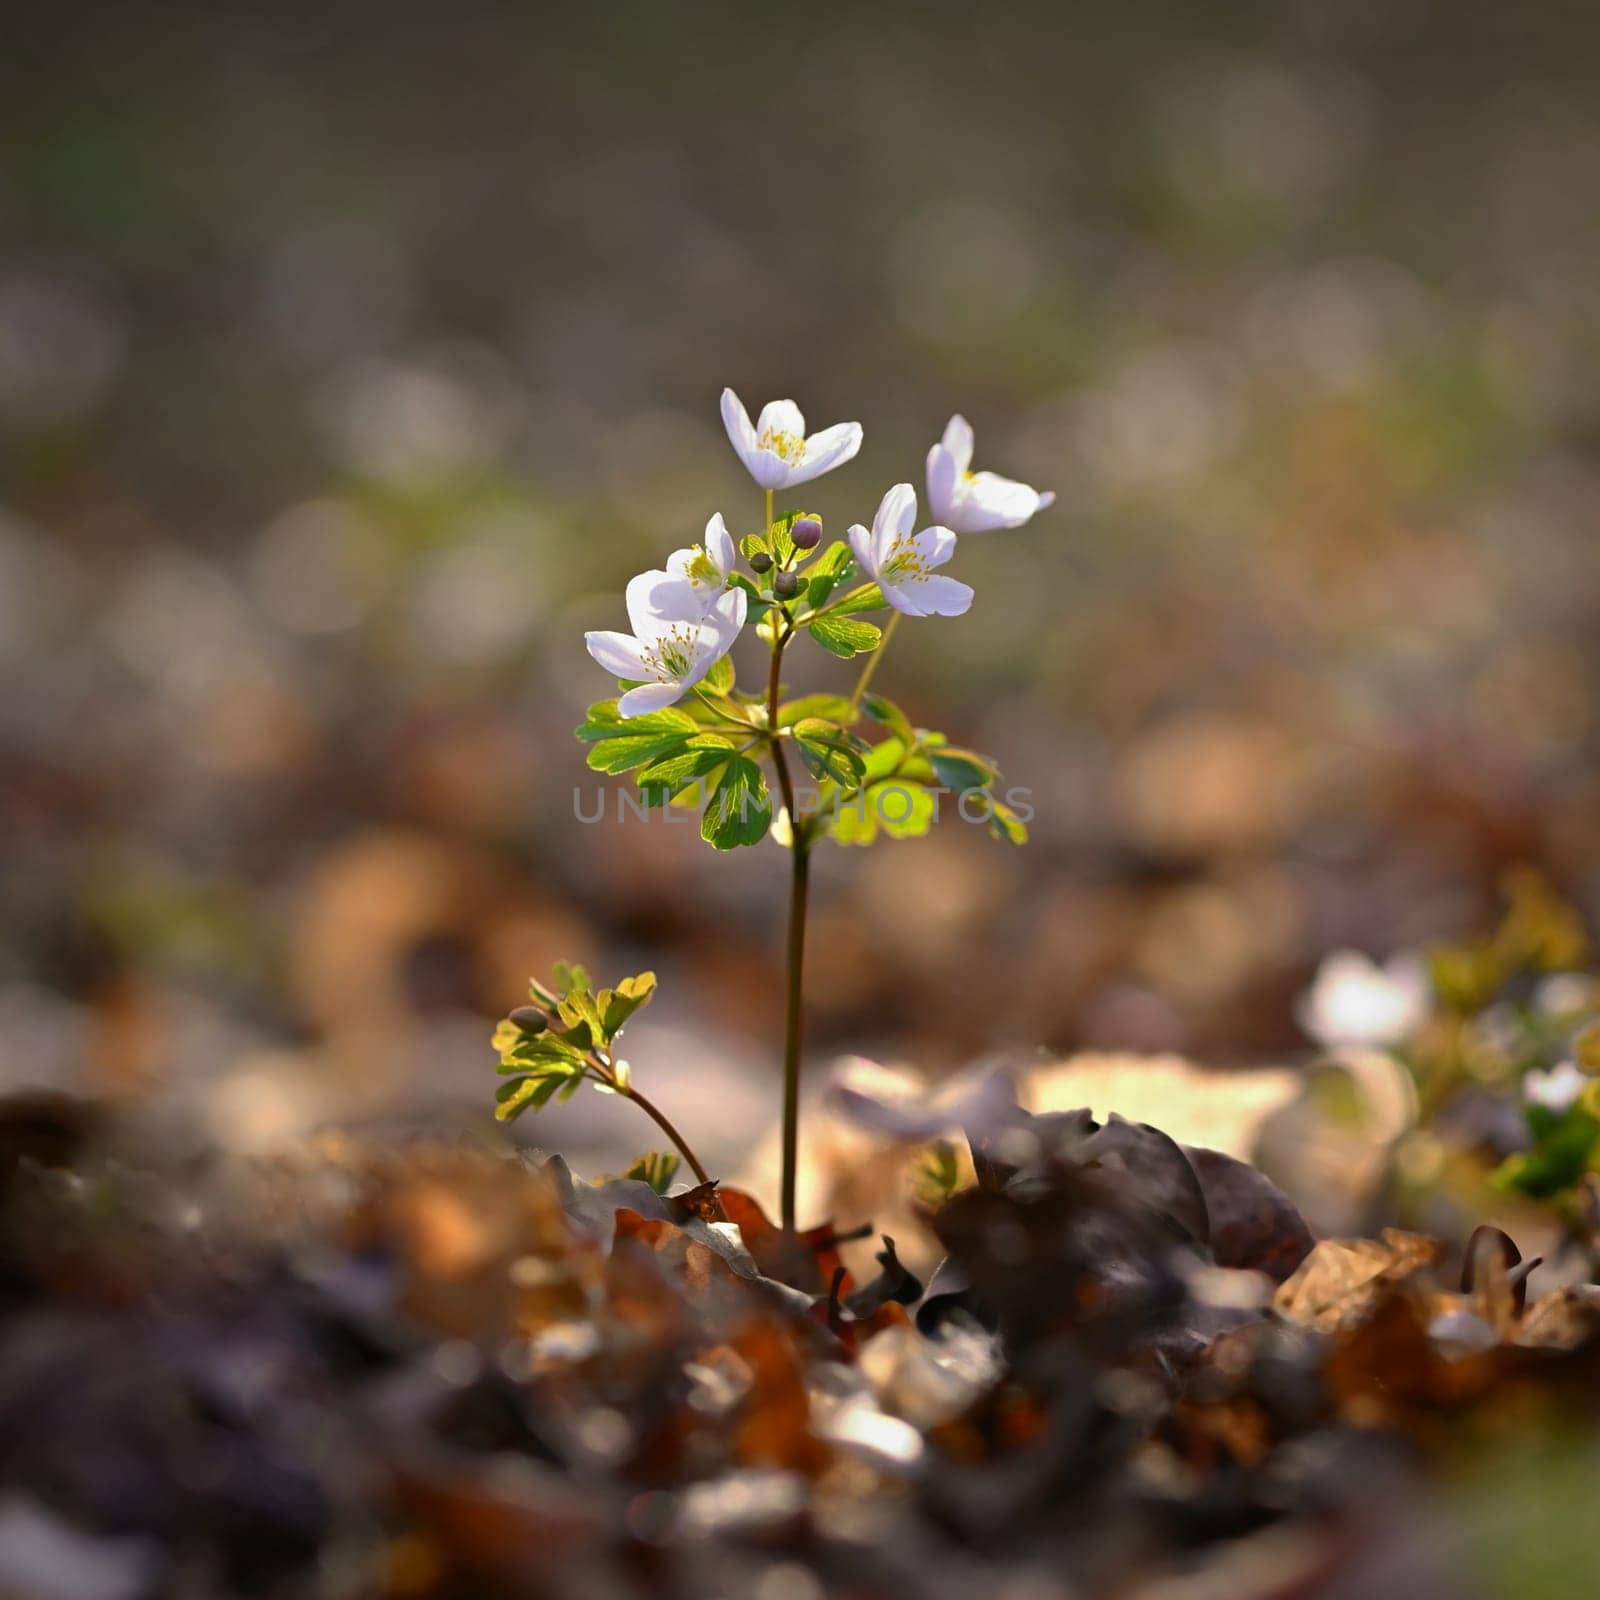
<box><xmin>496</xmin><ymin>391</ymin><xmax>1053</xmax><ymax>1234</ymax></box>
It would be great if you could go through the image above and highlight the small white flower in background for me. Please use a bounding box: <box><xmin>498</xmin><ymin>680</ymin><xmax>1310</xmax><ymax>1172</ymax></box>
<box><xmin>1523</xmin><ymin>1060</ymin><xmax>1588</xmax><ymax>1114</ymax></box>
<box><xmin>632</xmin><ymin>512</ymin><xmax>737</xmax><ymax>618</ymax></box>
<box><xmin>585</xmin><ymin>574</ymin><xmax>746</xmax><ymax>717</ymax></box>
<box><xmin>847</xmin><ymin>484</ymin><xmax>973</xmax><ymax>619</ymax></box>
<box><xmin>1296</xmin><ymin>949</ymin><xmax>1430</xmax><ymax>1052</ymax></box>
<box><xmin>720</xmin><ymin>388</ymin><xmax>863</xmax><ymax>491</ymax></box>
<box><xmin>925</xmin><ymin>414</ymin><xmax>1055</xmax><ymax>534</ymax></box>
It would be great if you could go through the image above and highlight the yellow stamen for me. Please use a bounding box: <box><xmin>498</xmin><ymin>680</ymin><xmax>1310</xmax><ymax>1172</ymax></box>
<box><xmin>882</xmin><ymin>534</ymin><xmax>929</xmax><ymax>584</ymax></box>
<box><xmin>640</xmin><ymin>622</ymin><xmax>700</xmax><ymax>682</ymax></box>
<box><xmin>757</xmin><ymin>427</ymin><xmax>806</xmax><ymax>465</ymax></box>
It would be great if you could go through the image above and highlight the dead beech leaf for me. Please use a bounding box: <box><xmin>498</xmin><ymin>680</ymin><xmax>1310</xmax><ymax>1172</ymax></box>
<box><xmin>1516</xmin><ymin>1285</ymin><xmax>1600</xmax><ymax>1351</ymax></box>
<box><xmin>1184</xmin><ymin>1145</ymin><xmax>1314</xmax><ymax>1284</ymax></box>
<box><xmin>1273</xmin><ymin>1230</ymin><xmax>1439</xmax><ymax>1333</ymax></box>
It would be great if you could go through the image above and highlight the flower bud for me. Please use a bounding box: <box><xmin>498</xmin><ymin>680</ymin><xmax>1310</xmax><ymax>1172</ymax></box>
<box><xmin>774</xmin><ymin>570</ymin><xmax>800</xmax><ymax>599</ymax></box>
<box><xmin>750</xmin><ymin>552</ymin><xmax>774</xmax><ymax>574</ymax></box>
<box><xmin>509</xmin><ymin>1006</ymin><xmax>548</xmax><ymax>1035</ymax></box>
<box><xmin>791</xmin><ymin>516</ymin><xmax>822</xmax><ymax>550</ymax></box>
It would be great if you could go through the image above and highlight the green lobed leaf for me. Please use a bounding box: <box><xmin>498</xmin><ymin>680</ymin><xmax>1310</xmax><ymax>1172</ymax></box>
<box><xmin>986</xmin><ymin>799</ymin><xmax>1029</xmax><ymax>846</ymax></box>
<box><xmin>728</xmin><ymin>573</ymin><xmax>772</xmax><ymax>624</ymax></box>
<box><xmin>826</xmin><ymin>768</ymin><xmax>938</xmax><ymax>846</ymax></box>
<box><xmin>636</xmin><ymin>735</ymin><xmax>737</xmax><ymax>805</ymax></box>
<box><xmin>623</xmin><ymin>1151</ymin><xmax>682</xmax><ymax>1193</ymax></box>
<box><xmin>558</xmin><ymin>987</ymin><xmax>605</xmax><ymax>1039</ymax></box>
<box><xmin>929</xmin><ymin>748</ymin><xmax>997</xmax><ymax>794</ymax></box>
<box><xmin>599</xmin><ymin>971</ymin><xmax>657</xmax><ymax>1037</ymax></box>
<box><xmin>827</xmin><ymin>584</ymin><xmax>887</xmax><ymax>616</ymax></box>
<box><xmin>551</xmin><ymin>960</ymin><xmax>591</xmax><ymax>995</ymax></box>
<box><xmin>578</xmin><ymin>704</ymin><xmax>700</xmax><ymax>775</ymax></box>
<box><xmin>808</xmin><ymin>615</ymin><xmax>882</xmax><ymax>659</ymax></box>
<box><xmin>703</xmin><ymin>654</ymin><xmax>736</xmax><ymax>696</ymax></box>
<box><xmin>791</xmin><ymin>718</ymin><xmax>868</xmax><ymax>789</ymax></box>
<box><xmin>778</xmin><ymin>693</ymin><xmax>859</xmax><ymax>727</ymax></box>
<box><xmin>862</xmin><ymin>694</ymin><xmax>915</xmax><ymax>745</ymax></box>
<box><xmin>701</xmin><ymin>755</ymin><xmax>772</xmax><ymax>849</ymax></box>
<box><xmin>499</xmin><ymin>1034</ymin><xmax>587</xmax><ymax>1073</ymax></box>
<box><xmin>805</xmin><ymin>541</ymin><xmax>853</xmax><ymax>606</ymax></box>
<box><xmin>496</xmin><ymin>1064</ymin><xmax>586</xmax><ymax>1121</ymax></box>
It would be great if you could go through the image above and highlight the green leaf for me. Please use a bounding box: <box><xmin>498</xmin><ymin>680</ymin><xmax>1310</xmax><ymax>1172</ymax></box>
<box><xmin>914</xmin><ymin>1139</ymin><xmax>962</xmax><ymax>1203</ymax></box>
<box><xmin>739</xmin><ymin>533</ymin><xmax>769</xmax><ymax>560</ymax></box>
<box><xmin>805</xmin><ymin>541</ymin><xmax>854</xmax><ymax>606</ymax></box>
<box><xmin>599</xmin><ymin>971</ymin><xmax>657</xmax><ymax>1037</ymax></box>
<box><xmin>551</xmin><ymin>960</ymin><xmax>591</xmax><ymax>995</ymax></box>
<box><xmin>582</xmin><ymin>706</ymin><xmax>699</xmax><ymax>774</ymax></box>
<box><xmin>827</xmin><ymin>584</ymin><xmax>887</xmax><ymax>616</ymax></box>
<box><xmin>622</xmin><ymin>1151</ymin><xmax>682</xmax><ymax>1194</ymax></box>
<box><xmin>636</xmin><ymin>735</ymin><xmax>736</xmax><ymax>805</ymax></box>
<box><xmin>828</xmin><ymin>778</ymin><xmax>937</xmax><ymax>846</ymax></box>
<box><xmin>704</xmin><ymin>654</ymin><xmax>736</xmax><ymax>696</ymax></box>
<box><xmin>986</xmin><ymin>799</ymin><xmax>1029</xmax><ymax>846</ymax></box>
<box><xmin>777</xmin><ymin>693</ymin><xmax>857</xmax><ymax>728</ymax></box>
<box><xmin>791</xmin><ymin>718</ymin><xmax>868</xmax><ymax>789</ymax></box>
<box><xmin>808</xmin><ymin>616</ymin><xmax>882</xmax><ymax>659</ymax></box>
<box><xmin>498</xmin><ymin>1034</ymin><xmax>587</xmax><ymax>1073</ymax></box>
<box><xmin>557</xmin><ymin>986</ymin><xmax>605</xmax><ymax>1039</ymax></box>
<box><xmin>862</xmin><ymin>694</ymin><xmax>915</xmax><ymax>746</ymax></box>
<box><xmin>728</xmin><ymin>572</ymin><xmax>772</xmax><ymax>624</ymax></box>
<box><xmin>701</xmin><ymin>755</ymin><xmax>771</xmax><ymax>849</ymax></box>
<box><xmin>929</xmin><ymin>748</ymin><xmax>997</xmax><ymax>794</ymax></box>
<box><xmin>767</xmin><ymin>509</ymin><xmax>810</xmax><ymax>567</ymax></box>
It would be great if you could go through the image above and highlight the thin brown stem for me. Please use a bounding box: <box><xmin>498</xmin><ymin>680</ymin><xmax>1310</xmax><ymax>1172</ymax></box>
<box><xmin>611</xmin><ymin>1078</ymin><xmax>713</xmax><ymax>1186</ymax></box>
<box><xmin>765</xmin><ymin>622</ymin><xmax>810</xmax><ymax>1236</ymax></box>
<box><xmin>778</xmin><ymin>835</ymin><xmax>810</xmax><ymax>1235</ymax></box>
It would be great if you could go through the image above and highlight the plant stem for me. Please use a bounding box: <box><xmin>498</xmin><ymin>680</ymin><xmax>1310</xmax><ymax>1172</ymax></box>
<box><xmin>778</xmin><ymin>833</ymin><xmax>810</xmax><ymax>1235</ymax></box>
<box><xmin>847</xmin><ymin>609</ymin><xmax>901</xmax><ymax>713</ymax></box>
<box><xmin>524</xmin><ymin>978</ymin><xmax>714</xmax><ymax>1187</ymax></box>
<box><xmin>764</xmin><ymin>579</ymin><xmax>810</xmax><ymax>1237</ymax></box>
<box><xmin>612</xmin><ymin>1078</ymin><xmax>713</xmax><ymax>1186</ymax></box>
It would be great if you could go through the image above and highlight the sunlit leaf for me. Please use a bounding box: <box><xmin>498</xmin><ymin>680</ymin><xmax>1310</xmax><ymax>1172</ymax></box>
<box><xmin>702</xmin><ymin>755</ymin><xmax>771</xmax><ymax>849</ymax></box>
<box><xmin>808</xmin><ymin>615</ymin><xmax>882</xmax><ymax>659</ymax></box>
<box><xmin>792</xmin><ymin>718</ymin><xmax>868</xmax><ymax>789</ymax></box>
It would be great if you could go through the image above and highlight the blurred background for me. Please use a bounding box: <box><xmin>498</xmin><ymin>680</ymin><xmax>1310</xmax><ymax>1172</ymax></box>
<box><xmin>3</xmin><ymin>0</ymin><xmax>1599</xmax><ymax>1176</ymax></box>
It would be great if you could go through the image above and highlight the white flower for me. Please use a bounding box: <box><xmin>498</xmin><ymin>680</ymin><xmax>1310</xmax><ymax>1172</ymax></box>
<box><xmin>585</xmin><ymin>574</ymin><xmax>746</xmax><ymax>717</ymax></box>
<box><xmin>630</xmin><ymin>512</ymin><xmax>737</xmax><ymax>618</ymax></box>
<box><xmin>720</xmin><ymin>388</ymin><xmax>863</xmax><ymax>491</ymax></box>
<box><xmin>925</xmin><ymin>414</ymin><xmax>1054</xmax><ymax>534</ymax></box>
<box><xmin>1524</xmin><ymin>1061</ymin><xmax>1588</xmax><ymax>1114</ymax></box>
<box><xmin>846</xmin><ymin>484</ymin><xmax>973</xmax><ymax>618</ymax></box>
<box><xmin>1296</xmin><ymin>949</ymin><xmax>1430</xmax><ymax>1052</ymax></box>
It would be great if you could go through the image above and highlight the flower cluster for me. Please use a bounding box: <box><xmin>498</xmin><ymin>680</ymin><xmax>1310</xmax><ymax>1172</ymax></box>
<box><xmin>584</xmin><ymin>388</ymin><xmax>1052</xmax><ymax>716</ymax></box>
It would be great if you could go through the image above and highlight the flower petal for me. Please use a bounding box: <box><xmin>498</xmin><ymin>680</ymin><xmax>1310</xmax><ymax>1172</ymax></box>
<box><xmin>706</xmin><ymin>583</ymin><xmax>748</xmax><ymax>640</ymax></box>
<box><xmin>866</xmin><ymin>482</ymin><xmax>912</xmax><ymax>564</ymax></box>
<box><xmin>720</xmin><ymin>387</ymin><xmax>757</xmax><ymax>458</ymax></box>
<box><xmin>756</xmin><ymin>398</ymin><xmax>805</xmax><ymax>439</ymax></box>
<box><xmin>917</xmin><ymin>524</ymin><xmax>957</xmax><ymax>569</ymax></box>
<box><xmin>704</xmin><ymin>512</ymin><xmax>735</xmax><ymax>577</ymax></box>
<box><xmin>585</xmin><ymin>629</ymin><xmax>649</xmax><ymax>680</ymax></box>
<box><xmin>876</xmin><ymin>578</ymin><xmax>924</xmax><ymax>617</ymax></box>
<box><xmin>926</xmin><ymin>442</ymin><xmax>960</xmax><ymax>524</ymax></box>
<box><xmin>618</xmin><ymin>680</ymin><xmax>687</xmax><ymax>717</ymax></box>
<box><xmin>626</xmin><ymin>571</ymin><xmax>701</xmax><ymax>636</ymax></box>
<box><xmin>786</xmin><ymin>420</ymin><xmax>862</xmax><ymax>487</ymax></box>
<box><xmin>911</xmin><ymin>574</ymin><xmax>974</xmax><ymax>617</ymax></box>
<box><xmin>941</xmin><ymin>415</ymin><xmax>975</xmax><ymax>478</ymax></box>
<box><xmin>846</xmin><ymin>522</ymin><xmax>877</xmax><ymax>581</ymax></box>
<box><xmin>955</xmin><ymin>471</ymin><xmax>1048</xmax><ymax>533</ymax></box>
